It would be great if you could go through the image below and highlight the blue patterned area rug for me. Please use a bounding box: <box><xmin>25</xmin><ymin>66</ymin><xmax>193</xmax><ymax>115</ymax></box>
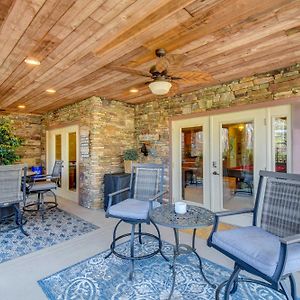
<box><xmin>0</xmin><ymin>208</ymin><xmax>98</xmax><ymax>264</ymax></box>
<box><xmin>38</xmin><ymin>236</ymin><xmax>289</xmax><ymax>300</ymax></box>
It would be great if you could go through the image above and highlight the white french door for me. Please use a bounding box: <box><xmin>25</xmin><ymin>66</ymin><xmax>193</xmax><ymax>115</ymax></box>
<box><xmin>210</xmin><ymin>109</ymin><xmax>266</xmax><ymax>211</ymax></box>
<box><xmin>46</xmin><ymin>125</ymin><xmax>79</xmax><ymax>202</ymax></box>
<box><xmin>171</xmin><ymin>105</ymin><xmax>291</xmax><ymax>212</ymax></box>
<box><xmin>171</xmin><ymin>116</ymin><xmax>211</xmax><ymax>209</ymax></box>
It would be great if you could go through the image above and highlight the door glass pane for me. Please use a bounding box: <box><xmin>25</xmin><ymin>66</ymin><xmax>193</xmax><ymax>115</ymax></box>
<box><xmin>222</xmin><ymin>122</ymin><xmax>254</xmax><ymax>210</ymax></box>
<box><xmin>274</xmin><ymin>117</ymin><xmax>287</xmax><ymax>173</ymax></box>
<box><xmin>55</xmin><ymin>134</ymin><xmax>62</xmax><ymax>160</ymax></box>
<box><xmin>181</xmin><ymin>126</ymin><xmax>203</xmax><ymax>204</ymax></box>
<box><xmin>55</xmin><ymin>134</ymin><xmax>62</xmax><ymax>187</ymax></box>
<box><xmin>68</xmin><ymin>132</ymin><xmax>77</xmax><ymax>191</ymax></box>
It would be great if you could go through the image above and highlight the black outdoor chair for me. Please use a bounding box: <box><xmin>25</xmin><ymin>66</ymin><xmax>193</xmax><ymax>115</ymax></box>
<box><xmin>0</xmin><ymin>164</ymin><xmax>28</xmax><ymax>236</ymax></box>
<box><xmin>208</xmin><ymin>170</ymin><xmax>300</xmax><ymax>300</ymax></box>
<box><xmin>24</xmin><ymin>160</ymin><xmax>63</xmax><ymax>219</ymax></box>
<box><xmin>105</xmin><ymin>163</ymin><xmax>168</xmax><ymax>280</ymax></box>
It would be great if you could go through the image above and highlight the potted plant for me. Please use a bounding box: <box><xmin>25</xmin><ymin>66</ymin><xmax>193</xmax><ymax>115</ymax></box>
<box><xmin>123</xmin><ymin>149</ymin><xmax>138</xmax><ymax>173</ymax></box>
<box><xmin>0</xmin><ymin>117</ymin><xmax>23</xmax><ymax>165</ymax></box>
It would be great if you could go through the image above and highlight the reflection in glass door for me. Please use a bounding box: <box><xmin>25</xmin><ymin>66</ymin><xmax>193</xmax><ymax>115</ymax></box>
<box><xmin>68</xmin><ymin>132</ymin><xmax>77</xmax><ymax>191</ymax></box>
<box><xmin>273</xmin><ymin>117</ymin><xmax>287</xmax><ymax>173</ymax></box>
<box><xmin>222</xmin><ymin>122</ymin><xmax>254</xmax><ymax>210</ymax></box>
<box><xmin>181</xmin><ymin>127</ymin><xmax>204</xmax><ymax>204</ymax></box>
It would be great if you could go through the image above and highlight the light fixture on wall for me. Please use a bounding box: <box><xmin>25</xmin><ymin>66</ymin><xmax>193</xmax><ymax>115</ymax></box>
<box><xmin>148</xmin><ymin>80</ymin><xmax>172</xmax><ymax>95</ymax></box>
<box><xmin>17</xmin><ymin>105</ymin><xmax>26</xmax><ymax>109</ymax></box>
<box><xmin>140</xmin><ymin>143</ymin><xmax>148</xmax><ymax>156</ymax></box>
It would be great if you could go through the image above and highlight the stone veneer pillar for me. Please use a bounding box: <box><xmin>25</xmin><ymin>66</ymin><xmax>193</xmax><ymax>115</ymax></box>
<box><xmin>41</xmin><ymin>97</ymin><xmax>135</xmax><ymax>209</ymax></box>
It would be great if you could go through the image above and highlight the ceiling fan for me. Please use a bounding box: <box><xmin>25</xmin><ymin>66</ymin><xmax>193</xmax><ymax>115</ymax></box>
<box><xmin>108</xmin><ymin>48</ymin><xmax>212</xmax><ymax>96</ymax></box>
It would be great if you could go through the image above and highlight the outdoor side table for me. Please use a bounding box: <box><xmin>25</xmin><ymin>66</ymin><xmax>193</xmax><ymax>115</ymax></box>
<box><xmin>150</xmin><ymin>204</ymin><xmax>216</xmax><ymax>299</ymax></box>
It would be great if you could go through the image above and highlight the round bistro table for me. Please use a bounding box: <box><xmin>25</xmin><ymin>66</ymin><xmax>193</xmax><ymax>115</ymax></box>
<box><xmin>150</xmin><ymin>203</ymin><xmax>216</xmax><ymax>299</ymax></box>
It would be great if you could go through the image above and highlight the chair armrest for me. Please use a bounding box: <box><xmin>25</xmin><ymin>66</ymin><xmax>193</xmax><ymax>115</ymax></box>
<box><xmin>215</xmin><ymin>208</ymin><xmax>254</xmax><ymax>218</ymax></box>
<box><xmin>280</xmin><ymin>234</ymin><xmax>300</xmax><ymax>245</ymax></box>
<box><xmin>106</xmin><ymin>187</ymin><xmax>130</xmax><ymax>217</ymax></box>
<box><xmin>32</xmin><ymin>174</ymin><xmax>52</xmax><ymax>181</ymax></box>
<box><xmin>149</xmin><ymin>190</ymin><xmax>168</xmax><ymax>202</ymax></box>
<box><xmin>207</xmin><ymin>208</ymin><xmax>253</xmax><ymax>247</ymax></box>
<box><xmin>108</xmin><ymin>187</ymin><xmax>130</xmax><ymax>198</ymax></box>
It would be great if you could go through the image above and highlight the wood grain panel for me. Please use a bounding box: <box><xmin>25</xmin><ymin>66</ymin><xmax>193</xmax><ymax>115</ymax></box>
<box><xmin>0</xmin><ymin>0</ymin><xmax>299</xmax><ymax>112</ymax></box>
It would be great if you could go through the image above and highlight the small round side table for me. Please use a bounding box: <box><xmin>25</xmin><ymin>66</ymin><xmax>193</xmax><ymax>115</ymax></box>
<box><xmin>150</xmin><ymin>203</ymin><xmax>216</xmax><ymax>299</ymax></box>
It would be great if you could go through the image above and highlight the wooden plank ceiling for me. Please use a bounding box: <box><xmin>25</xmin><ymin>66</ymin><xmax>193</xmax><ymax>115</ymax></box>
<box><xmin>0</xmin><ymin>0</ymin><xmax>300</xmax><ymax>113</ymax></box>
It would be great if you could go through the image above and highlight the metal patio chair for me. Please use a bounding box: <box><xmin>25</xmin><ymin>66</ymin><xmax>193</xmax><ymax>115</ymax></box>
<box><xmin>105</xmin><ymin>163</ymin><xmax>168</xmax><ymax>280</ymax></box>
<box><xmin>208</xmin><ymin>170</ymin><xmax>300</xmax><ymax>300</ymax></box>
<box><xmin>24</xmin><ymin>160</ymin><xmax>63</xmax><ymax>219</ymax></box>
<box><xmin>0</xmin><ymin>164</ymin><xmax>28</xmax><ymax>235</ymax></box>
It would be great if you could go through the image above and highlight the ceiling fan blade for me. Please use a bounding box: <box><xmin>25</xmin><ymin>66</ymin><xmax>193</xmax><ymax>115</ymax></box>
<box><xmin>108</xmin><ymin>65</ymin><xmax>152</xmax><ymax>78</ymax></box>
<box><xmin>169</xmin><ymin>71</ymin><xmax>213</xmax><ymax>84</ymax></box>
<box><xmin>165</xmin><ymin>53</ymin><xmax>186</xmax><ymax>66</ymax></box>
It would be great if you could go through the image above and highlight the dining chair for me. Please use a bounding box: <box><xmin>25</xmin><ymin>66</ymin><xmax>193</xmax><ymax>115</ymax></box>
<box><xmin>24</xmin><ymin>160</ymin><xmax>63</xmax><ymax>219</ymax></box>
<box><xmin>105</xmin><ymin>163</ymin><xmax>168</xmax><ymax>280</ymax></box>
<box><xmin>208</xmin><ymin>170</ymin><xmax>300</xmax><ymax>300</ymax></box>
<box><xmin>0</xmin><ymin>164</ymin><xmax>28</xmax><ymax>235</ymax></box>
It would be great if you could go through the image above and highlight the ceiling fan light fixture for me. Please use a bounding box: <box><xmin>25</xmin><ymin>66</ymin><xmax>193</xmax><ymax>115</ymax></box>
<box><xmin>148</xmin><ymin>80</ymin><xmax>172</xmax><ymax>95</ymax></box>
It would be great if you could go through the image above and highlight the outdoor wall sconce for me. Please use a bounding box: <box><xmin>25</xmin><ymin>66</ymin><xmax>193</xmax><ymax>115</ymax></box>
<box><xmin>141</xmin><ymin>143</ymin><xmax>148</xmax><ymax>156</ymax></box>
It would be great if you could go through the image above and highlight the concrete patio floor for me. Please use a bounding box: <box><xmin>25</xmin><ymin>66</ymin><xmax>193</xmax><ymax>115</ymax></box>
<box><xmin>0</xmin><ymin>197</ymin><xmax>299</xmax><ymax>300</ymax></box>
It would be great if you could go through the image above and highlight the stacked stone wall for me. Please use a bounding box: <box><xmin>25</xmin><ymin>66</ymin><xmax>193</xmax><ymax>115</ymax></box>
<box><xmin>0</xmin><ymin>112</ymin><xmax>42</xmax><ymax>166</ymax></box>
<box><xmin>41</xmin><ymin>97</ymin><xmax>135</xmax><ymax>209</ymax></box>
<box><xmin>135</xmin><ymin>63</ymin><xmax>300</xmax><ymax>193</ymax></box>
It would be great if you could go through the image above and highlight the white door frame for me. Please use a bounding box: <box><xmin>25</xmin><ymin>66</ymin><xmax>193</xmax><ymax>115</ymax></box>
<box><xmin>46</xmin><ymin>125</ymin><xmax>79</xmax><ymax>202</ymax></box>
<box><xmin>171</xmin><ymin>116</ymin><xmax>211</xmax><ymax>209</ymax></box>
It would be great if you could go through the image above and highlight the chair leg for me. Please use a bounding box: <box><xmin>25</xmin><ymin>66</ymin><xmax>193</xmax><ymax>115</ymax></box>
<box><xmin>280</xmin><ymin>280</ymin><xmax>294</xmax><ymax>300</ymax></box>
<box><xmin>223</xmin><ymin>265</ymin><xmax>241</xmax><ymax>300</ymax></box>
<box><xmin>129</xmin><ymin>223</ymin><xmax>136</xmax><ymax>281</ymax></box>
<box><xmin>13</xmin><ymin>204</ymin><xmax>29</xmax><ymax>236</ymax></box>
<box><xmin>138</xmin><ymin>223</ymin><xmax>142</xmax><ymax>244</ymax></box>
<box><xmin>40</xmin><ymin>192</ymin><xmax>45</xmax><ymax>221</ymax></box>
<box><xmin>50</xmin><ymin>189</ymin><xmax>58</xmax><ymax>206</ymax></box>
<box><xmin>105</xmin><ymin>220</ymin><xmax>122</xmax><ymax>259</ymax></box>
<box><xmin>289</xmin><ymin>275</ymin><xmax>298</xmax><ymax>300</ymax></box>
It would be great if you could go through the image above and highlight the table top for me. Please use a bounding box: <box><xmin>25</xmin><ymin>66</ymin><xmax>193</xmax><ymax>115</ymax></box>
<box><xmin>150</xmin><ymin>204</ymin><xmax>214</xmax><ymax>229</ymax></box>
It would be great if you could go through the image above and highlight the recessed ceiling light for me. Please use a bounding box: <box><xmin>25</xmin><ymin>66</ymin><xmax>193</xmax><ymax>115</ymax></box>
<box><xmin>18</xmin><ymin>105</ymin><xmax>26</xmax><ymax>109</ymax></box>
<box><xmin>24</xmin><ymin>58</ymin><xmax>40</xmax><ymax>66</ymax></box>
<box><xmin>129</xmin><ymin>88</ymin><xmax>139</xmax><ymax>93</ymax></box>
<box><xmin>46</xmin><ymin>89</ymin><xmax>56</xmax><ymax>94</ymax></box>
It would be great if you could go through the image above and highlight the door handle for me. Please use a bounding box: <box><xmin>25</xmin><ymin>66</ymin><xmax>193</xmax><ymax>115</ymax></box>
<box><xmin>212</xmin><ymin>171</ymin><xmax>220</xmax><ymax>175</ymax></box>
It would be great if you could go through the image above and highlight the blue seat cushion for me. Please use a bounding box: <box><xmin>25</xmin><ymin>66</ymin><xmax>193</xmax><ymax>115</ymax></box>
<box><xmin>108</xmin><ymin>198</ymin><xmax>151</xmax><ymax>220</ymax></box>
<box><xmin>212</xmin><ymin>226</ymin><xmax>300</xmax><ymax>277</ymax></box>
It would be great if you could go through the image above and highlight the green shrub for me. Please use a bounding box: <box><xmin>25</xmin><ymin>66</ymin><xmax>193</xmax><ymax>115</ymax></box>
<box><xmin>123</xmin><ymin>149</ymin><xmax>138</xmax><ymax>161</ymax></box>
<box><xmin>0</xmin><ymin>117</ymin><xmax>23</xmax><ymax>165</ymax></box>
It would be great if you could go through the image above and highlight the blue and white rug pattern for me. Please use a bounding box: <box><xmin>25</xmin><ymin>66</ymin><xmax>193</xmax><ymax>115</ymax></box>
<box><xmin>0</xmin><ymin>208</ymin><xmax>98</xmax><ymax>264</ymax></box>
<box><xmin>39</xmin><ymin>237</ymin><xmax>287</xmax><ymax>300</ymax></box>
